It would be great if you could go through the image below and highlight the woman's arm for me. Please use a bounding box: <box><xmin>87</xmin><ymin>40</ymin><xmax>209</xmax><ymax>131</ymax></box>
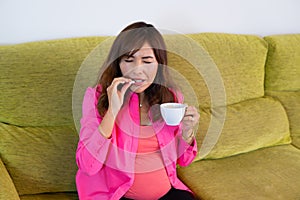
<box><xmin>172</xmin><ymin>91</ymin><xmax>199</xmax><ymax>166</ymax></box>
<box><xmin>76</xmin><ymin>78</ymin><xmax>133</xmax><ymax>175</ymax></box>
<box><xmin>99</xmin><ymin>77</ymin><xmax>133</xmax><ymax>138</ymax></box>
<box><xmin>76</xmin><ymin>87</ymin><xmax>113</xmax><ymax>175</ymax></box>
<box><xmin>176</xmin><ymin>132</ymin><xmax>198</xmax><ymax>166</ymax></box>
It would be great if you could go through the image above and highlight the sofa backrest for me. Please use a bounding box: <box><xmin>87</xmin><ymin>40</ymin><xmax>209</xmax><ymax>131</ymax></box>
<box><xmin>0</xmin><ymin>37</ymin><xmax>108</xmax><ymax>127</ymax></box>
<box><xmin>0</xmin><ymin>37</ymin><xmax>107</xmax><ymax>195</ymax></box>
<box><xmin>264</xmin><ymin>34</ymin><xmax>300</xmax><ymax>148</ymax></box>
<box><xmin>167</xmin><ymin>33</ymin><xmax>291</xmax><ymax>160</ymax></box>
<box><xmin>187</xmin><ymin>33</ymin><xmax>267</xmax><ymax>106</ymax></box>
<box><xmin>264</xmin><ymin>34</ymin><xmax>300</xmax><ymax>91</ymax></box>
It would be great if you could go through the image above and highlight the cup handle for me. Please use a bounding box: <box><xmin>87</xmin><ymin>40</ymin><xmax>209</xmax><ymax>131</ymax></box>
<box><xmin>182</xmin><ymin>104</ymin><xmax>188</xmax><ymax>118</ymax></box>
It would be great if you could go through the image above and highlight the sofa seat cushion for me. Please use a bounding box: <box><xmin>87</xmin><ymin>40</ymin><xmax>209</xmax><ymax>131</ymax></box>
<box><xmin>0</xmin><ymin>123</ymin><xmax>78</xmax><ymax>195</ymax></box>
<box><xmin>0</xmin><ymin>158</ymin><xmax>20</xmax><ymax>200</ymax></box>
<box><xmin>178</xmin><ymin>145</ymin><xmax>300</xmax><ymax>200</ymax></box>
<box><xmin>20</xmin><ymin>192</ymin><xmax>78</xmax><ymax>200</ymax></box>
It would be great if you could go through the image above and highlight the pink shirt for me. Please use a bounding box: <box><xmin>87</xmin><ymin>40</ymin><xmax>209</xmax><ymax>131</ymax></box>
<box><xmin>124</xmin><ymin>126</ymin><xmax>171</xmax><ymax>199</ymax></box>
<box><xmin>76</xmin><ymin>86</ymin><xmax>197</xmax><ymax>200</ymax></box>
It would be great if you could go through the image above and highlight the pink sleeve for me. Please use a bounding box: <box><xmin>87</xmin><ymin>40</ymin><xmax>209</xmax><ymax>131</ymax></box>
<box><xmin>176</xmin><ymin>133</ymin><xmax>198</xmax><ymax>166</ymax></box>
<box><xmin>76</xmin><ymin>87</ymin><xmax>112</xmax><ymax>176</ymax></box>
<box><xmin>174</xmin><ymin>89</ymin><xmax>198</xmax><ymax>166</ymax></box>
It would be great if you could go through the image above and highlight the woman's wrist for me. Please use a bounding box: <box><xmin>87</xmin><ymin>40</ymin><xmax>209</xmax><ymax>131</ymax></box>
<box><xmin>98</xmin><ymin>109</ymin><xmax>116</xmax><ymax>139</ymax></box>
<box><xmin>182</xmin><ymin>129</ymin><xmax>195</xmax><ymax>144</ymax></box>
<box><xmin>107</xmin><ymin>107</ymin><xmax>118</xmax><ymax>120</ymax></box>
<box><xmin>98</xmin><ymin>124</ymin><xmax>111</xmax><ymax>139</ymax></box>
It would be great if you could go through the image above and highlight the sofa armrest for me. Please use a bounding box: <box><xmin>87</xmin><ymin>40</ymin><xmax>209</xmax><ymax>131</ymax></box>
<box><xmin>0</xmin><ymin>158</ymin><xmax>20</xmax><ymax>200</ymax></box>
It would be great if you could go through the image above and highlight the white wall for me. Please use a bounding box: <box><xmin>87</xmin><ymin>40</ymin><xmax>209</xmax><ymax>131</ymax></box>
<box><xmin>0</xmin><ymin>0</ymin><xmax>299</xmax><ymax>44</ymax></box>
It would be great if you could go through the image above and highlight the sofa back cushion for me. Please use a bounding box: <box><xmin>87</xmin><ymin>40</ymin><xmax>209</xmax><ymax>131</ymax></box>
<box><xmin>264</xmin><ymin>34</ymin><xmax>300</xmax><ymax>148</ymax></box>
<box><xmin>196</xmin><ymin>97</ymin><xmax>291</xmax><ymax>159</ymax></box>
<box><xmin>0</xmin><ymin>123</ymin><xmax>78</xmax><ymax>195</ymax></box>
<box><xmin>0</xmin><ymin>37</ymin><xmax>107</xmax><ymax>127</ymax></box>
<box><xmin>265</xmin><ymin>34</ymin><xmax>300</xmax><ymax>91</ymax></box>
<box><xmin>0</xmin><ymin>37</ymin><xmax>107</xmax><ymax>195</ymax></box>
<box><xmin>185</xmin><ymin>33</ymin><xmax>268</xmax><ymax>106</ymax></box>
<box><xmin>165</xmin><ymin>33</ymin><xmax>290</xmax><ymax>159</ymax></box>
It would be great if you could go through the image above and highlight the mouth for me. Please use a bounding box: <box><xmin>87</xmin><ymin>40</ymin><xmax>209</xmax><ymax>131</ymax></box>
<box><xmin>133</xmin><ymin>79</ymin><xmax>144</xmax><ymax>83</ymax></box>
<box><xmin>131</xmin><ymin>79</ymin><xmax>146</xmax><ymax>85</ymax></box>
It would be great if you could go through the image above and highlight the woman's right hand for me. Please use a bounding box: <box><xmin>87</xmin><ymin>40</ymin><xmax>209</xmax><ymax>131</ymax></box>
<box><xmin>106</xmin><ymin>77</ymin><xmax>133</xmax><ymax>118</ymax></box>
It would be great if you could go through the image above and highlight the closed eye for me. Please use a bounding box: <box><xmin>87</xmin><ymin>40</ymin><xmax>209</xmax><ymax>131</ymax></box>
<box><xmin>124</xmin><ymin>59</ymin><xmax>133</xmax><ymax>63</ymax></box>
<box><xmin>142</xmin><ymin>56</ymin><xmax>154</xmax><ymax>64</ymax></box>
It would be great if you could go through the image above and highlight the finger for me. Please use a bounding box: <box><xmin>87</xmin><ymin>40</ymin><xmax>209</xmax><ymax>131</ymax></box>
<box><xmin>182</xmin><ymin>116</ymin><xmax>194</xmax><ymax>124</ymax></box>
<box><xmin>110</xmin><ymin>78</ymin><xmax>133</xmax><ymax>91</ymax></box>
<box><xmin>111</xmin><ymin>77</ymin><xmax>132</xmax><ymax>86</ymax></box>
<box><xmin>184</xmin><ymin>106</ymin><xmax>193</xmax><ymax>115</ymax></box>
<box><xmin>119</xmin><ymin>81</ymin><xmax>133</xmax><ymax>95</ymax></box>
<box><xmin>183</xmin><ymin>113</ymin><xmax>200</xmax><ymax>128</ymax></box>
<box><xmin>185</xmin><ymin>106</ymin><xmax>197</xmax><ymax>114</ymax></box>
<box><xmin>185</xmin><ymin>107</ymin><xmax>200</xmax><ymax>118</ymax></box>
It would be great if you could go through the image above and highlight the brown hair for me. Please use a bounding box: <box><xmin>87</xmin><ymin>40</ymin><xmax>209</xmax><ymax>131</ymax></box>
<box><xmin>97</xmin><ymin>21</ymin><xmax>178</xmax><ymax>117</ymax></box>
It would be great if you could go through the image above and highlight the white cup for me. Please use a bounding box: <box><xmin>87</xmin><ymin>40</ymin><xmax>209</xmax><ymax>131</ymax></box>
<box><xmin>160</xmin><ymin>103</ymin><xmax>187</xmax><ymax>126</ymax></box>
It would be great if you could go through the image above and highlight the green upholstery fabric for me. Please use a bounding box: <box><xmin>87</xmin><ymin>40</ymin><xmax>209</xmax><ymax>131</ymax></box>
<box><xmin>166</xmin><ymin>33</ymin><xmax>278</xmax><ymax>160</ymax></box>
<box><xmin>178</xmin><ymin>145</ymin><xmax>300</xmax><ymax>200</ymax></box>
<box><xmin>265</xmin><ymin>91</ymin><xmax>300</xmax><ymax>149</ymax></box>
<box><xmin>185</xmin><ymin>33</ymin><xmax>267</xmax><ymax>106</ymax></box>
<box><xmin>0</xmin><ymin>37</ymin><xmax>107</xmax><ymax>127</ymax></box>
<box><xmin>264</xmin><ymin>34</ymin><xmax>300</xmax><ymax>91</ymax></box>
<box><xmin>164</xmin><ymin>33</ymin><xmax>267</xmax><ymax>108</ymax></box>
<box><xmin>0</xmin><ymin>33</ymin><xmax>298</xmax><ymax>199</ymax></box>
<box><xmin>195</xmin><ymin>97</ymin><xmax>291</xmax><ymax>160</ymax></box>
<box><xmin>264</xmin><ymin>34</ymin><xmax>300</xmax><ymax>149</ymax></box>
<box><xmin>0</xmin><ymin>123</ymin><xmax>78</xmax><ymax>195</ymax></box>
<box><xmin>0</xmin><ymin>158</ymin><xmax>20</xmax><ymax>200</ymax></box>
<box><xmin>166</xmin><ymin>42</ymin><xmax>211</xmax><ymax>108</ymax></box>
<box><xmin>20</xmin><ymin>193</ymin><xmax>78</xmax><ymax>200</ymax></box>
<box><xmin>0</xmin><ymin>37</ymin><xmax>108</xmax><ymax>197</ymax></box>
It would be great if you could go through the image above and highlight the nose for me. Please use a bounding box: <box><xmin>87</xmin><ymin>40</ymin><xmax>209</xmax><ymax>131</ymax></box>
<box><xmin>135</xmin><ymin>58</ymin><xmax>143</xmax><ymax>67</ymax></box>
<box><xmin>132</xmin><ymin>59</ymin><xmax>144</xmax><ymax>74</ymax></box>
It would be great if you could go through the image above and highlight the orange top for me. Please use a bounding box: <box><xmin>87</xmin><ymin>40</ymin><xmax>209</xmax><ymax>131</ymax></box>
<box><xmin>124</xmin><ymin>126</ymin><xmax>171</xmax><ymax>199</ymax></box>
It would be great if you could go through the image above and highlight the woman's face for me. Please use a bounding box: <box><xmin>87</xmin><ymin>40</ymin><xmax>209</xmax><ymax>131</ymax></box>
<box><xmin>119</xmin><ymin>42</ymin><xmax>158</xmax><ymax>93</ymax></box>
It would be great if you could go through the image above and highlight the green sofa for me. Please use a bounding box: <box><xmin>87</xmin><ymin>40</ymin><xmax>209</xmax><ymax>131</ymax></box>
<box><xmin>0</xmin><ymin>33</ymin><xmax>299</xmax><ymax>200</ymax></box>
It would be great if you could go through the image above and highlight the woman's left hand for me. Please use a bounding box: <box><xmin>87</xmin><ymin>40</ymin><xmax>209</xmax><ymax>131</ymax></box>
<box><xmin>182</xmin><ymin>106</ymin><xmax>200</xmax><ymax>144</ymax></box>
